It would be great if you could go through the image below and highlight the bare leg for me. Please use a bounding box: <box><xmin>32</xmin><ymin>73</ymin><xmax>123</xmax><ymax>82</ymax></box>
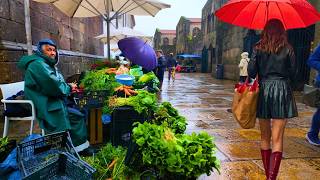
<box><xmin>271</xmin><ymin>119</ymin><xmax>287</xmax><ymax>152</ymax></box>
<box><xmin>259</xmin><ymin>119</ymin><xmax>271</xmax><ymax>150</ymax></box>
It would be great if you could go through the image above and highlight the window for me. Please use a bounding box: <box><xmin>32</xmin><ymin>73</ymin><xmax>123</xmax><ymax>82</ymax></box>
<box><xmin>192</xmin><ymin>27</ymin><xmax>201</xmax><ymax>37</ymax></box>
<box><xmin>173</xmin><ymin>38</ymin><xmax>177</xmax><ymax>45</ymax></box>
<box><xmin>207</xmin><ymin>14</ymin><xmax>211</xmax><ymax>33</ymax></box>
<box><xmin>163</xmin><ymin>37</ymin><xmax>169</xmax><ymax>46</ymax></box>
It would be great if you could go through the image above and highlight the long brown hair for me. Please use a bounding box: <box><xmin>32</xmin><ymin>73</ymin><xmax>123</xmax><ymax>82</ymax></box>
<box><xmin>255</xmin><ymin>19</ymin><xmax>290</xmax><ymax>54</ymax></box>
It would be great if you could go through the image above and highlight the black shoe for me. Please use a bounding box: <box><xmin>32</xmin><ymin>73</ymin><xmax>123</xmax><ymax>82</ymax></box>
<box><xmin>78</xmin><ymin>146</ymin><xmax>99</xmax><ymax>157</ymax></box>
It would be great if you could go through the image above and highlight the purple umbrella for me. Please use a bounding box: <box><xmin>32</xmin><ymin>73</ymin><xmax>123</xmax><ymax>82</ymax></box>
<box><xmin>118</xmin><ymin>37</ymin><xmax>157</xmax><ymax>71</ymax></box>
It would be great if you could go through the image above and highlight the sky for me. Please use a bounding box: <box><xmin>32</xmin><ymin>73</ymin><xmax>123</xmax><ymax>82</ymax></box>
<box><xmin>134</xmin><ymin>0</ymin><xmax>208</xmax><ymax>36</ymax></box>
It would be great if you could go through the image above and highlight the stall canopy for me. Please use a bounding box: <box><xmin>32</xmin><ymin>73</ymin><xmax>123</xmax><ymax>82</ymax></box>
<box><xmin>177</xmin><ymin>54</ymin><xmax>201</xmax><ymax>59</ymax></box>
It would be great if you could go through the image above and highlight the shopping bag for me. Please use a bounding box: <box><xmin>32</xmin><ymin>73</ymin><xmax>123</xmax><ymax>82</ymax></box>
<box><xmin>302</xmin><ymin>84</ymin><xmax>320</xmax><ymax>108</ymax></box>
<box><xmin>232</xmin><ymin>78</ymin><xmax>259</xmax><ymax>129</ymax></box>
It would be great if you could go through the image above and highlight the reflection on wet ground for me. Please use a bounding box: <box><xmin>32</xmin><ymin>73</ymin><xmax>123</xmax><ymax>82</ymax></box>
<box><xmin>160</xmin><ymin>73</ymin><xmax>320</xmax><ymax>179</ymax></box>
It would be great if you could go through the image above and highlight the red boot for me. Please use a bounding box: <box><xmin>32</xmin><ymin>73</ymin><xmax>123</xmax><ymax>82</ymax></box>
<box><xmin>268</xmin><ymin>151</ymin><xmax>282</xmax><ymax>180</ymax></box>
<box><xmin>261</xmin><ymin>149</ymin><xmax>271</xmax><ymax>179</ymax></box>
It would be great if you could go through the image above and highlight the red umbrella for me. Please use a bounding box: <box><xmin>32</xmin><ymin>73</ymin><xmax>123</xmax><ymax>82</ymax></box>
<box><xmin>215</xmin><ymin>0</ymin><xmax>320</xmax><ymax>30</ymax></box>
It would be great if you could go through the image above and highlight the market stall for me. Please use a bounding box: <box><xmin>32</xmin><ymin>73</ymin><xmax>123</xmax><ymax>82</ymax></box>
<box><xmin>0</xmin><ymin>37</ymin><xmax>220</xmax><ymax>179</ymax></box>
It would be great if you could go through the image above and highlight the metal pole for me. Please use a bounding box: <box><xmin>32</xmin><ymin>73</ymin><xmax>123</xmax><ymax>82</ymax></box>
<box><xmin>24</xmin><ymin>0</ymin><xmax>33</xmax><ymax>55</ymax></box>
<box><xmin>106</xmin><ymin>2</ymin><xmax>111</xmax><ymax>60</ymax></box>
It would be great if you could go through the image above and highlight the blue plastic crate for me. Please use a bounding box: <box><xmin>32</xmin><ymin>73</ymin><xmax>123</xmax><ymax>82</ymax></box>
<box><xmin>17</xmin><ymin>131</ymin><xmax>80</xmax><ymax>179</ymax></box>
<box><xmin>22</xmin><ymin>152</ymin><xmax>95</xmax><ymax>180</ymax></box>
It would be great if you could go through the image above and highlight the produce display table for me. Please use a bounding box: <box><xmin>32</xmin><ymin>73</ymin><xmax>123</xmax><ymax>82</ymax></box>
<box><xmin>111</xmin><ymin>106</ymin><xmax>147</xmax><ymax>147</ymax></box>
<box><xmin>88</xmin><ymin>108</ymin><xmax>104</xmax><ymax>145</ymax></box>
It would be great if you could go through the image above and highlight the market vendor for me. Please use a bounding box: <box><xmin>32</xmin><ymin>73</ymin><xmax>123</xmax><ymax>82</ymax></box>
<box><xmin>17</xmin><ymin>39</ymin><xmax>95</xmax><ymax>156</ymax></box>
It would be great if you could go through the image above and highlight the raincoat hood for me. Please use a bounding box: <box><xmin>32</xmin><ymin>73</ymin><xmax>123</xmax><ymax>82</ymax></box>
<box><xmin>241</xmin><ymin>52</ymin><xmax>249</xmax><ymax>59</ymax></box>
<box><xmin>36</xmin><ymin>38</ymin><xmax>59</xmax><ymax>66</ymax></box>
<box><xmin>17</xmin><ymin>54</ymin><xmax>40</xmax><ymax>70</ymax></box>
<box><xmin>18</xmin><ymin>39</ymin><xmax>59</xmax><ymax>70</ymax></box>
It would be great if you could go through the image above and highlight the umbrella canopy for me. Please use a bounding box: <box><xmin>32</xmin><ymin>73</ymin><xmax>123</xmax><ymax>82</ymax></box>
<box><xmin>33</xmin><ymin>0</ymin><xmax>170</xmax><ymax>60</ymax></box>
<box><xmin>95</xmin><ymin>27</ymin><xmax>150</xmax><ymax>44</ymax></box>
<box><xmin>215</xmin><ymin>0</ymin><xmax>320</xmax><ymax>30</ymax></box>
<box><xmin>118</xmin><ymin>37</ymin><xmax>157</xmax><ymax>71</ymax></box>
<box><xmin>33</xmin><ymin>0</ymin><xmax>170</xmax><ymax>17</ymax></box>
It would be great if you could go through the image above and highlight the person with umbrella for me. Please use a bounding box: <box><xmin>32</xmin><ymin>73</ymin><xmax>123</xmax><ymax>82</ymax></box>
<box><xmin>154</xmin><ymin>50</ymin><xmax>167</xmax><ymax>90</ymax></box>
<box><xmin>248</xmin><ymin>19</ymin><xmax>298</xmax><ymax>180</ymax></box>
<box><xmin>17</xmin><ymin>39</ymin><xmax>96</xmax><ymax>156</ymax></box>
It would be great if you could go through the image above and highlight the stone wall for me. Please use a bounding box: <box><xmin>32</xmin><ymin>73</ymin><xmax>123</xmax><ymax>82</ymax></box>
<box><xmin>215</xmin><ymin>20</ymin><xmax>247</xmax><ymax>80</ymax></box>
<box><xmin>0</xmin><ymin>0</ymin><xmax>104</xmax><ymax>84</ymax></box>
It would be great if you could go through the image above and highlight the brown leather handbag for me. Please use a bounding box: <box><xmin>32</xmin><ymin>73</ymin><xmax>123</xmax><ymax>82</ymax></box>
<box><xmin>232</xmin><ymin>78</ymin><xmax>259</xmax><ymax>129</ymax></box>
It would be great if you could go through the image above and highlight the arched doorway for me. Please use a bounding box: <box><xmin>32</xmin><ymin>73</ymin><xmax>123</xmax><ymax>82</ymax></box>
<box><xmin>288</xmin><ymin>25</ymin><xmax>315</xmax><ymax>91</ymax></box>
<box><xmin>208</xmin><ymin>44</ymin><xmax>214</xmax><ymax>73</ymax></box>
<box><xmin>201</xmin><ymin>47</ymin><xmax>208</xmax><ymax>73</ymax></box>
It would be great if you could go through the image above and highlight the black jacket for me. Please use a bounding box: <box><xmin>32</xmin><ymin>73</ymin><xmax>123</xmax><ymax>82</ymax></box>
<box><xmin>248</xmin><ymin>47</ymin><xmax>296</xmax><ymax>81</ymax></box>
<box><xmin>167</xmin><ymin>57</ymin><xmax>177</xmax><ymax>68</ymax></box>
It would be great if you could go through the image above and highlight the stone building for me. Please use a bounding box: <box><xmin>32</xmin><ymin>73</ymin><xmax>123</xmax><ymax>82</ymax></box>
<box><xmin>176</xmin><ymin>17</ymin><xmax>202</xmax><ymax>55</ymax></box>
<box><xmin>153</xmin><ymin>29</ymin><xmax>176</xmax><ymax>56</ymax></box>
<box><xmin>201</xmin><ymin>0</ymin><xmax>215</xmax><ymax>73</ymax></box>
<box><xmin>0</xmin><ymin>0</ymin><xmax>104</xmax><ymax>84</ymax></box>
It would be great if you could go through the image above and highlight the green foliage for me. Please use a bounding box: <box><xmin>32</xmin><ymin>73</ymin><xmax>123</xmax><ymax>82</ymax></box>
<box><xmin>152</xmin><ymin>102</ymin><xmax>187</xmax><ymax>134</ymax></box>
<box><xmin>108</xmin><ymin>90</ymin><xmax>158</xmax><ymax>116</ymax></box>
<box><xmin>82</xmin><ymin>143</ymin><xmax>129</xmax><ymax>180</ymax></box>
<box><xmin>0</xmin><ymin>137</ymin><xmax>9</xmax><ymax>152</ymax></box>
<box><xmin>134</xmin><ymin>72</ymin><xmax>160</xmax><ymax>92</ymax></box>
<box><xmin>80</xmin><ymin>69</ymin><xmax>120</xmax><ymax>92</ymax></box>
<box><xmin>137</xmin><ymin>72</ymin><xmax>157</xmax><ymax>84</ymax></box>
<box><xmin>132</xmin><ymin>122</ymin><xmax>220</xmax><ymax>178</ymax></box>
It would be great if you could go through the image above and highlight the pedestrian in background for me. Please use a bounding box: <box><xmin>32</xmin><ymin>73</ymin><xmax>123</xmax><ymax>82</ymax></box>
<box><xmin>248</xmin><ymin>19</ymin><xmax>297</xmax><ymax>180</ymax></box>
<box><xmin>306</xmin><ymin>44</ymin><xmax>320</xmax><ymax>146</ymax></box>
<box><xmin>167</xmin><ymin>53</ymin><xmax>177</xmax><ymax>82</ymax></box>
<box><xmin>154</xmin><ymin>50</ymin><xmax>167</xmax><ymax>90</ymax></box>
<box><xmin>238</xmin><ymin>52</ymin><xmax>250</xmax><ymax>83</ymax></box>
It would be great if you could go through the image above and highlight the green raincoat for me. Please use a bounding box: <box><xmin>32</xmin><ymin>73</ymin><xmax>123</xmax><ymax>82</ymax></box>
<box><xmin>17</xmin><ymin>52</ymin><xmax>87</xmax><ymax>147</ymax></box>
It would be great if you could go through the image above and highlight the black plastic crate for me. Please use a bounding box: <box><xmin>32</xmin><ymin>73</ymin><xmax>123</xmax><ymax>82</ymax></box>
<box><xmin>22</xmin><ymin>152</ymin><xmax>95</xmax><ymax>180</ymax></box>
<box><xmin>17</xmin><ymin>131</ymin><xmax>79</xmax><ymax>179</ymax></box>
<box><xmin>111</xmin><ymin>106</ymin><xmax>148</xmax><ymax>147</ymax></box>
<box><xmin>73</xmin><ymin>90</ymin><xmax>109</xmax><ymax>109</ymax></box>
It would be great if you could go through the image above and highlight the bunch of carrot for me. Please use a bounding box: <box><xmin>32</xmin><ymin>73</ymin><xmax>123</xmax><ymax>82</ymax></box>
<box><xmin>114</xmin><ymin>85</ymin><xmax>137</xmax><ymax>96</ymax></box>
<box><xmin>105</xmin><ymin>68</ymin><xmax>117</xmax><ymax>74</ymax></box>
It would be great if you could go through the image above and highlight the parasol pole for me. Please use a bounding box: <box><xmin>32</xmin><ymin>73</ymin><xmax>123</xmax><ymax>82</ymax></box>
<box><xmin>106</xmin><ymin>0</ymin><xmax>111</xmax><ymax>60</ymax></box>
<box><xmin>106</xmin><ymin>17</ymin><xmax>111</xmax><ymax>60</ymax></box>
<box><xmin>24</xmin><ymin>0</ymin><xmax>33</xmax><ymax>55</ymax></box>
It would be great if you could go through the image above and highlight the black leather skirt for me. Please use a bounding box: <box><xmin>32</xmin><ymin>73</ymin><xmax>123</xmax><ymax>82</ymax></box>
<box><xmin>257</xmin><ymin>78</ymin><xmax>298</xmax><ymax>119</ymax></box>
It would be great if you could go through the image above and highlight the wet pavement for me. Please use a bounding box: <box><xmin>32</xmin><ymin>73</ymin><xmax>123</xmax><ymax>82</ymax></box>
<box><xmin>160</xmin><ymin>73</ymin><xmax>320</xmax><ymax>180</ymax></box>
<box><xmin>1</xmin><ymin>73</ymin><xmax>320</xmax><ymax>179</ymax></box>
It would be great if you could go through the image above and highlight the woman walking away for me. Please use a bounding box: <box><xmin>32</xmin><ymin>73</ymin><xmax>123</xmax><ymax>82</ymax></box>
<box><xmin>248</xmin><ymin>19</ymin><xmax>298</xmax><ymax>180</ymax></box>
<box><xmin>238</xmin><ymin>52</ymin><xmax>250</xmax><ymax>83</ymax></box>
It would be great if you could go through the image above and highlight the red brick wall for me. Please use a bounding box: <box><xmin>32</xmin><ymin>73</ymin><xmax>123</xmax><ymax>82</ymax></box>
<box><xmin>0</xmin><ymin>0</ymin><xmax>104</xmax><ymax>83</ymax></box>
